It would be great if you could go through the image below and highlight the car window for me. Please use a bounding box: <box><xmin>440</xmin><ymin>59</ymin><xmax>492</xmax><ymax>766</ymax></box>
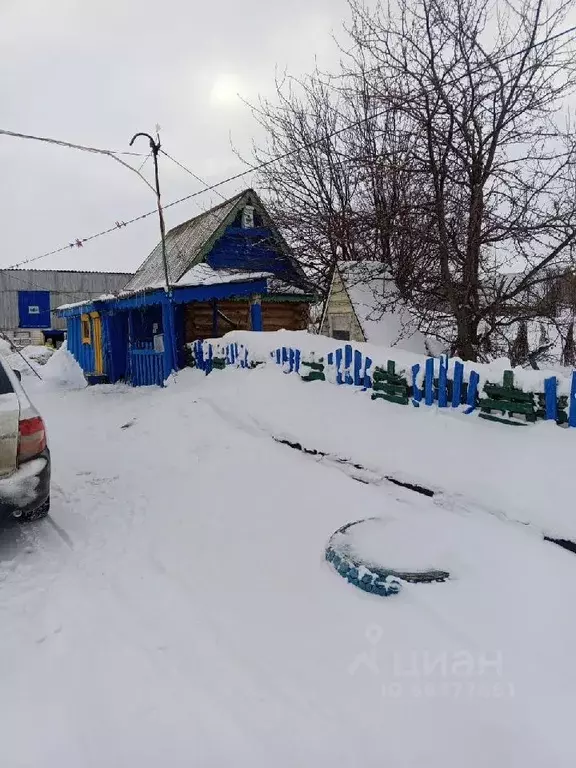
<box><xmin>0</xmin><ymin>360</ymin><xmax>15</xmax><ymax>395</ymax></box>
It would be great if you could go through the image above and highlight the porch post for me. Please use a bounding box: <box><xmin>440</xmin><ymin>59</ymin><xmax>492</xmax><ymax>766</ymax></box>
<box><xmin>161</xmin><ymin>297</ymin><xmax>178</xmax><ymax>379</ymax></box>
<box><xmin>212</xmin><ymin>300</ymin><xmax>218</xmax><ymax>337</ymax></box>
<box><xmin>250</xmin><ymin>294</ymin><xmax>263</xmax><ymax>332</ymax></box>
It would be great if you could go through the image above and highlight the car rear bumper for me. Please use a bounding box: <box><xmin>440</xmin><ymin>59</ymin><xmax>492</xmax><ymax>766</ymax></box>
<box><xmin>0</xmin><ymin>449</ymin><xmax>50</xmax><ymax>520</ymax></box>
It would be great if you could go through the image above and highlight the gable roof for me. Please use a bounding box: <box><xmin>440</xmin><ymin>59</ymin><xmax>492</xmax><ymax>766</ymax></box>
<box><xmin>123</xmin><ymin>188</ymin><xmax>307</xmax><ymax>293</ymax></box>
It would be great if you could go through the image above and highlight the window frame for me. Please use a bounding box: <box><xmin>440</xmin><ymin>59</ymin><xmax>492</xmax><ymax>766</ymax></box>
<box><xmin>81</xmin><ymin>314</ymin><xmax>91</xmax><ymax>345</ymax></box>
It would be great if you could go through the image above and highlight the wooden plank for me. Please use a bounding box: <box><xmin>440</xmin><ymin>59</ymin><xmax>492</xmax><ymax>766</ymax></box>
<box><xmin>353</xmin><ymin>349</ymin><xmax>362</xmax><ymax>386</ymax></box>
<box><xmin>344</xmin><ymin>344</ymin><xmax>353</xmax><ymax>384</ymax></box>
<box><xmin>503</xmin><ymin>370</ymin><xmax>514</xmax><ymax>389</ymax></box>
<box><xmin>372</xmin><ymin>392</ymin><xmax>409</xmax><ymax>405</ymax></box>
<box><xmin>570</xmin><ymin>371</ymin><xmax>576</xmax><ymax>427</ymax></box>
<box><xmin>544</xmin><ymin>377</ymin><xmax>557</xmax><ymax>421</ymax></box>
<box><xmin>425</xmin><ymin>358</ymin><xmax>434</xmax><ymax>405</ymax></box>
<box><xmin>480</xmin><ymin>398</ymin><xmax>535</xmax><ymax>415</ymax></box>
<box><xmin>411</xmin><ymin>363</ymin><xmax>421</xmax><ymax>407</ymax></box>
<box><xmin>335</xmin><ymin>348</ymin><xmax>343</xmax><ymax>385</ymax></box>
<box><xmin>452</xmin><ymin>361</ymin><xmax>463</xmax><ymax>407</ymax></box>
<box><xmin>478</xmin><ymin>413</ymin><xmax>527</xmax><ymax>426</ymax></box>
<box><xmin>484</xmin><ymin>384</ymin><xmax>533</xmax><ymax>402</ymax></box>
<box><xmin>438</xmin><ymin>356</ymin><xmax>448</xmax><ymax>407</ymax></box>
<box><xmin>294</xmin><ymin>349</ymin><xmax>301</xmax><ymax>373</ymax></box>
<box><xmin>465</xmin><ymin>371</ymin><xmax>480</xmax><ymax>413</ymax></box>
<box><xmin>373</xmin><ymin>382</ymin><xmax>407</xmax><ymax>395</ymax></box>
<box><xmin>364</xmin><ymin>357</ymin><xmax>372</xmax><ymax>389</ymax></box>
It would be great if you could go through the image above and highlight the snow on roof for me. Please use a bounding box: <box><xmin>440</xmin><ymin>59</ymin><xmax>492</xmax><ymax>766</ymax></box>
<box><xmin>337</xmin><ymin>260</ymin><xmax>429</xmax><ymax>354</ymax></box>
<box><xmin>174</xmin><ymin>263</ymin><xmax>272</xmax><ymax>288</ymax></box>
<box><xmin>57</xmin><ymin>294</ymin><xmax>117</xmax><ymax>311</ymax></box>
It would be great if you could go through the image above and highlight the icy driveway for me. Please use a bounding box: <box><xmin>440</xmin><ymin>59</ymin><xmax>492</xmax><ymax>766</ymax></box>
<box><xmin>1</xmin><ymin>367</ymin><xmax>576</xmax><ymax>767</ymax></box>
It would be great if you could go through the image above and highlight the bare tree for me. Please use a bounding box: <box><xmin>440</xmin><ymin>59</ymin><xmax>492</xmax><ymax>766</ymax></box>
<box><xmin>250</xmin><ymin>0</ymin><xmax>576</xmax><ymax>360</ymax></box>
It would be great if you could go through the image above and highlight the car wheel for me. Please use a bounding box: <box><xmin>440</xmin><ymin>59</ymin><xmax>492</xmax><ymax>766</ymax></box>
<box><xmin>18</xmin><ymin>496</ymin><xmax>50</xmax><ymax>523</ymax></box>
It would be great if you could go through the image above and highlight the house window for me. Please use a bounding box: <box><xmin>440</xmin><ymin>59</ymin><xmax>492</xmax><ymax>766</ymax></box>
<box><xmin>242</xmin><ymin>205</ymin><xmax>255</xmax><ymax>228</ymax></box>
<box><xmin>333</xmin><ymin>330</ymin><xmax>350</xmax><ymax>341</ymax></box>
<box><xmin>81</xmin><ymin>314</ymin><xmax>91</xmax><ymax>344</ymax></box>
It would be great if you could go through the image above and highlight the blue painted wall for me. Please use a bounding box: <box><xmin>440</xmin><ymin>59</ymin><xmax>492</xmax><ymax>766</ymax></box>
<box><xmin>206</xmin><ymin>226</ymin><xmax>298</xmax><ymax>280</ymax></box>
<box><xmin>66</xmin><ymin>315</ymin><xmax>94</xmax><ymax>373</ymax></box>
<box><xmin>103</xmin><ymin>313</ymin><xmax>128</xmax><ymax>382</ymax></box>
<box><xmin>18</xmin><ymin>290</ymin><xmax>51</xmax><ymax>328</ymax></box>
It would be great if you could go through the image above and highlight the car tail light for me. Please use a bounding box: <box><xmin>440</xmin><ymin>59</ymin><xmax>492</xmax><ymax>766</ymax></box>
<box><xmin>18</xmin><ymin>416</ymin><xmax>47</xmax><ymax>461</ymax></box>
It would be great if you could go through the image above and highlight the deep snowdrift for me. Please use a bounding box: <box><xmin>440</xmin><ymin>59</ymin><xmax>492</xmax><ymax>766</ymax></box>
<box><xmin>0</xmin><ymin>366</ymin><xmax>575</xmax><ymax>767</ymax></box>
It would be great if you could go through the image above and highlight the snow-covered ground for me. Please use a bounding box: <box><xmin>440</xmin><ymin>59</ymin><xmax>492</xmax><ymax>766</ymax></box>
<box><xmin>1</xmin><ymin>352</ymin><xmax>576</xmax><ymax>767</ymax></box>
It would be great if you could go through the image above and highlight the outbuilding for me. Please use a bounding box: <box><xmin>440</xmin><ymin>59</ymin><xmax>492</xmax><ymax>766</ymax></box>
<box><xmin>0</xmin><ymin>269</ymin><xmax>132</xmax><ymax>347</ymax></box>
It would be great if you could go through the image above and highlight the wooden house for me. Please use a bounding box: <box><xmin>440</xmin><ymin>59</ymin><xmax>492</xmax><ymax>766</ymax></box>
<box><xmin>57</xmin><ymin>189</ymin><xmax>315</xmax><ymax>385</ymax></box>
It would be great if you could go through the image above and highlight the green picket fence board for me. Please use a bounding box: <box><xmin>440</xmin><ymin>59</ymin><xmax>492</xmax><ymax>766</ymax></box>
<box><xmin>502</xmin><ymin>370</ymin><xmax>514</xmax><ymax>389</ymax></box>
<box><xmin>371</xmin><ymin>392</ymin><xmax>409</xmax><ymax>405</ymax></box>
<box><xmin>480</xmin><ymin>398</ymin><xmax>536</xmax><ymax>416</ymax></box>
<box><xmin>484</xmin><ymin>384</ymin><xmax>534</xmax><ymax>403</ymax></box>
<box><xmin>372</xmin><ymin>382</ymin><xmax>409</xmax><ymax>395</ymax></box>
<box><xmin>372</xmin><ymin>371</ymin><xmax>406</xmax><ymax>385</ymax></box>
<box><xmin>478</xmin><ymin>413</ymin><xmax>528</xmax><ymax>426</ymax></box>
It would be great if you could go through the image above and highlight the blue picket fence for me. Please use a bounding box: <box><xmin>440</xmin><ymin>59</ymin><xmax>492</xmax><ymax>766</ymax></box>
<box><xmin>191</xmin><ymin>339</ymin><xmax>576</xmax><ymax>428</ymax></box>
<box><xmin>129</xmin><ymin>344</ymin><xmax>164</xmax><ymax>387</ymax></box>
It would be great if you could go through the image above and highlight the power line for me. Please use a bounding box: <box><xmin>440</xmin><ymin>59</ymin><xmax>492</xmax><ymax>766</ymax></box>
<box><xmin>0</xmin><ymin>127</ymin><xmax>157</xmax><ymax>196</ymax></box>
<box><xmin>160</xmin><ymin>149</ymin><xmax>227</xmax><ymax>201</ymax></box>
<box><xmin>0</xmin><ymin>129</ymin><xmax>145</xmax><ymax>156</ymax></box>
<box><xmin>6</xmin><ymin>22</ymin><xmax>576</xmax><ymax>272</ymax></box>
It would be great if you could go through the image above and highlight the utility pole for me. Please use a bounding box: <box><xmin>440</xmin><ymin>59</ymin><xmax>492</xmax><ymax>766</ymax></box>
<box><xmin>129</xmin><ymin>131</ymin><xmax>170</xmax><ymax>293</ymax></box>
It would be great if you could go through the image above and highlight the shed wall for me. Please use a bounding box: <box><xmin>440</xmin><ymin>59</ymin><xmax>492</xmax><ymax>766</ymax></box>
<box><xmin>320</xmin><ymin>271</ymin><xmax>365</xmax><ymax>342</ymax></box>
<box><xmin>0</xmin><ymin>271</ymin><xmax>132</xmax><ymax>330</ymax></box>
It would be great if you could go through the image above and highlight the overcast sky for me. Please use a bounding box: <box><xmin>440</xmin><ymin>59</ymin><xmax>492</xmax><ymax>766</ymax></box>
<box><xmin>0</xmin><ymin>0</ymin><xmax>349</xmax><ymax>274</ymax></box>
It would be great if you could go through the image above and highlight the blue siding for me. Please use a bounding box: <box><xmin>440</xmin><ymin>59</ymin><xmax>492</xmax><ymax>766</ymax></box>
<box><xmin>206</xmin><ymin>226</ymin><xmax>298</xmax><ymax>279</ymax></box>
<box><xmin>18</xmin><ymin>290</ymin><xmax>51</xmax><ymax>328</ymax></box>
<box><xmin>104</xmin><ymin>313</ymin><xmax>128</xmax><ymax>382</ymax></box>
<box><xmin>66</xmin><ymin>315</ymin><xmax>94</xmax><ymax>373</ymax></box>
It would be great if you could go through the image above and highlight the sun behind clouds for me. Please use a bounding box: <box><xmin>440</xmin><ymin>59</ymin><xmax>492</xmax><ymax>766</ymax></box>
<box><xmin>209</xmin><ymin>73</ymin><xmax>248</xmax><ymax>107</ymax></box>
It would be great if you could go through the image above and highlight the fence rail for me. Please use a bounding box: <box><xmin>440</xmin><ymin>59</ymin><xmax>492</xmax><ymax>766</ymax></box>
<box><xmin>190</xmin><ymin>339</ymin><xmax>576</xmax><ymax>429</ymax></box>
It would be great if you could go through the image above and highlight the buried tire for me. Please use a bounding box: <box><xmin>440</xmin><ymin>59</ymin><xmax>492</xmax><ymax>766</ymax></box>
<box><xmin>18</xmin><ymin>496</ymin><xmax>50</xmax><ymax>523</ymax></box>
<box><xmin>325</xmin><ymin>517</ymin><xmax>450</xmax><ymax>596</ymax></box>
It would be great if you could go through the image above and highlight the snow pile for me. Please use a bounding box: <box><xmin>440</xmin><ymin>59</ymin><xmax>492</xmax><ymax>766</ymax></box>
<box><xmin>339</xmin><ymin>261</ymin><xmax>431</xmax><ymax>353</ymax></box>
<box><xmin>40</xmin><ymin>344</ymin><xmax>87</xmax><ymax>389</ymax></box>
<box><xmin>19</xmin><ymin>345</ymin><xmax>54</xmax><ymax>366</ymax></box>
<box><xmin>197</xmin><ymin>364</ymin><xmax>576</xmax><ymax>540</ymax></box>
<box><xmin>333</xmin><ymin>516</ymin><xmax>456</xmax><ymax>572</ymax></box>
<box><xmin>2</xmin><ymin>366</ymin><xmax>576</xmax><ymax>766</ymax></box>
<box><xmin>197</xmin><ymin>329</ymin><xmax>576</xmax><ymax>395</ymax></box>
<box><xmin>0</xmin><ymin>344</ymin><xmax>55</xmax><ymax>378</ymax></box>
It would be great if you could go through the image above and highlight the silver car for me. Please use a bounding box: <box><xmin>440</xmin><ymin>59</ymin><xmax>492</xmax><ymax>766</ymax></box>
<box><xmin>0</xmin><ymin>357</ymin><xmax>50</xmax><ymax>522</ymax></box>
